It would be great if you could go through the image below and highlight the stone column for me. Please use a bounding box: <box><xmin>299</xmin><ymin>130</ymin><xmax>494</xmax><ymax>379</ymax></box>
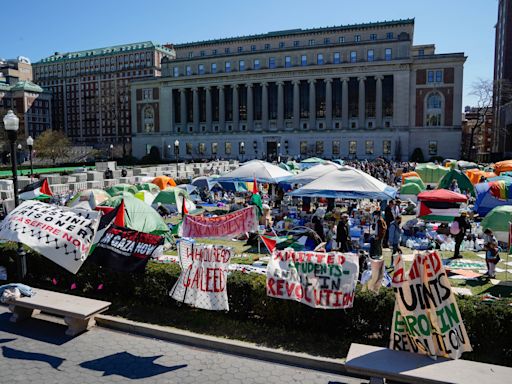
<box><xmin>325</xmin><ymin>78</ymin><xmax>333</xmax><ymax>129</ymax></box>
<box><xmin>293</xmin><ymin>80</ymin><xmax>300</xmax><ymax>129</ymax></box>
<box><xmin>342</xmin><ymin>78</ymin><xmax>349</xmax><ymax>129</ymax></box>
<box><xmin>180</xmin><ymin>88</ymin><xmax>187</xmax><ymax>128</ymax></box>
<box><xmin>169</xmin><ymin>88</ymin><xmax>175</xmax><ymax>132</ymax></box>
<box><xmin>218</xmin><ymin>85</ymin><xmax>225</xmax><ymax>130</ymax></box>
<box><xmin>232</xmin><ymin>84</ymin><xmax>239</xmax><ymax>129</ymax></box>
<box><xmin>205</xmin><ymin>86</ymin><xmax>212</xmax><ymax>131</ymax></box>
<box><xmin>308</xmin><ymin>79</ymin><xmax>316</xmax><ymax>129</ymax></box>
<box><xmin>375</xmin><ymin>75</ymin><xmax>383</xmax><ymax>128</ymax></box>
<box><xmin>358</xmin><ymin>76</ymin><xmax>366</xmax><ymax>128</ymax></box>
<box><xmin>192</xmin><ymin>87</ymin><xmax>199</xmax><ymax>132</ymax></box>
<box><xmin>246</xmin><ymin>83</ymin><xmax>254</xmax><ymax>131</ymax></box>
<box><xmin>261</xmin><ymin>82</ymin><xmax>268</xmax><ymax>130</ymax></box>
<box><xmin>277</xmin><ymin>81</ymin><xmax>284</xmax><ymax>130</ymax></box>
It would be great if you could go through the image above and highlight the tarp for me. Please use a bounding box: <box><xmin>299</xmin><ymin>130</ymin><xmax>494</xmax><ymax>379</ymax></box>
<box><xmin>99</xmin><ymin>194</ymin><xmax>169</xmax><ymax>235</ymax></box>
<box><xmin>288</xmin><ymin>167</ymin><xmax>397</xmax><ymax>200</ymax></box>
<box><xmin>153</xmin><ymin>187</ymin><xmax>196</xmax><ymax>213</ymax></box>
<box><xmin>438</xmin><ymin>169</ymin><xmax>475</xmax><ymax>196</ymax></box>
<box><xmin>106</xmin><ymin>183</ymin><xmax>138</xmax><ymax>196</ymax></box>
<box><xmin>404</xmin><ymin>176</ymin><xmax>426</xmax><ymax>191</ymax></box>
<box><xmin>286</xmin><ymin>163</ymin><xmax>342</xmax><ymax>185</ymax></box>
<box><xmin>152</xmin><ymin>175</ymin><xmax>177</xmax><ymax>190</ymax></box>
<box><xmin>494</xmin><ymin>159</ymin><xmax>512</xmax><ymax>175</ymax></box>
<box><xmin>473</xmin><ymin>180</ymin><xmax>512</xmax><ymax>217</ymax></box>
<box><xmin>415</xmin><ymin>163</ymin><xmax>450</xmax><ymax>184</ymax></box>
<box><xmin>218</xmin><ymin>160</ymin><xmax>292</xmax><ymax>183</ymax></box>
<box><xmin>67</xmin><ymin>189</ymin><xmax>111</xmax><ymax>210</ymax></box>
<box><xmin>481</xmin><ymin>205</ymin><xmax>512</xmax><ymax>242</ymax></box>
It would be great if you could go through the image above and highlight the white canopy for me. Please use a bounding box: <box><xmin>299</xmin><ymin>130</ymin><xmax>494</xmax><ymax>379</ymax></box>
<box><xmin>288</xmin><ymin>167</ymin><xmax>397</xmax><ymax>200</ymax></box>
<box><xmin>217</xmin><ymin>160</ymin><xmax>292</xmax><ymax>183</ymax></box>
<box><xmin>287</xmin><ymin>162</ymin><xmax>343</xmax><ymax>185</ymax></box>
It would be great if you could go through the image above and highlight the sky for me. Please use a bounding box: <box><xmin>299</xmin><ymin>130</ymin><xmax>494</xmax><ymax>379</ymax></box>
<box><xmin>3</xmin><ymin>0</ymin><xmax>498</xmax><ymax>108</ymax></box>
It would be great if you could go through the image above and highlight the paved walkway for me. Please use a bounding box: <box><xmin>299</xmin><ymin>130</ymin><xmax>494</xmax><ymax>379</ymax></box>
<box><xmin>0</xmin><ymin>307</ymin><xmax>367</xmax><ymax>384</ymax></box>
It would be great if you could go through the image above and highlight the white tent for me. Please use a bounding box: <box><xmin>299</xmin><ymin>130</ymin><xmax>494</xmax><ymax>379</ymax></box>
<box><xmin>288</xmin><ymin>167</ymin><xmax>397</xmax><ymax>200</ymax></box>
<box><xmin>217</xmin><ymin>160</ymin><xmax>292</xmax><ymax>183</ymax></box>
<box><xmin>287</xmin><ymin>162</ymin><xmax>343</xmax><ymax>185</ymax></box>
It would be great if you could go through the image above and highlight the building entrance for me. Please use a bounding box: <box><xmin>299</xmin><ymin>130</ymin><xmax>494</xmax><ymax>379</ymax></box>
<box><xmin>266</xmin><ymin>141</ymin><xmax>278</xmax><ymax>161</ymax></box>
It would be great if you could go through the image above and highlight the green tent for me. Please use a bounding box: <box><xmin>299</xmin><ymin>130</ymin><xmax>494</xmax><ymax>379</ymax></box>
<box><xmin>153</xmin><ymin>187</ymin><xmax>191</xmax><ymax>205</ymax></box>
<box><xmin>286</xmin><ymin>161</ymin><xmax>300</xmax><ymax>170</ymax></box>
<box><xmin>404</xmin><ymin>176</ymin><xmax>426</xmax><ymax>191</ymax></box>
<box><xmin>300</xmin><ymin>157</ymin><xmax>326</xmax><ymax>164</ymax></box>
<box><xmin>106</xmin><ymin>183</ymin><xmax>138</xmax><ymax>196</ymax></box>
<box><xmin>415</xmin><ymin>163</ymin><xmax>450</xmax><ymax>183</ymax></box>
<box><xmin>438</xmin><ymin>169</ymin><xmax>475</xmax><ymax>196</ymax></box>
<box><xmin>278</xmin><ymin>163</ymin><xmax>291</xmax><ymax>171</ymax></box>
<box><xmin>135</xmin><ymin>182</ymin><xmax>160</xmax><ymax>194</ymax></box>
<box><xmin>481</xmin><ymin>205</ymin><xmax>512</xmax><ymax>243</ymax></box>
<box><xmin>99</xmin><ymin>194</ymin><xmax>169</xmax><ymax>235</ymax></box>
<box><xmin>400</xmin><ymin>183</ymin><xmax>423</xmax><ymax>196</ymax></box>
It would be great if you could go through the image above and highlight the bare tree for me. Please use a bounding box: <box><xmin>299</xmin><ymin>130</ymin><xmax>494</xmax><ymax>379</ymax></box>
<box><xmin>467</xmin><ymin>79</ymin><xmax>493</xmax><ymax>159</ymax></box>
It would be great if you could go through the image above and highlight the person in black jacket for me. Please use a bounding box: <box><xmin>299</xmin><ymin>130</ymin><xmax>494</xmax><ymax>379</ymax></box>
<box><xmin>336</xmin><ymin>214</ymin><xmax>350</xmax><ymax>252</ymax></box>
<box><xmin>452</xmin><ymin>211</ymin><xmax>471</xmax><ymax>259</ymax></box>
<box><xmin>383</xmin><ymin>200</ymin><xmax>395</xmax><ymax>248</ymax></box>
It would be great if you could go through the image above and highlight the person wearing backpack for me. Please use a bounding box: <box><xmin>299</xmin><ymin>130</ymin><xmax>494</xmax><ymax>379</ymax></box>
<box><xmin>451</xmin><ymin>211</ymin><xmax>470</xmax><ymax>259</ymax></box>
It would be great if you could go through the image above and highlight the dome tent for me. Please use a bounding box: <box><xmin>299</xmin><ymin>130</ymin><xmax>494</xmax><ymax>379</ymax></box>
<box><xmin>135</xmin><ymin>182</ymin><xmax>160</xmax><ymax>194</ymax></box>
<box><xmin>415</xmin><ymin>163</ymin><xmax>450</xmax><ymax>184</ymax></box>
<box><xmin>153</xmin><ymin>187</ymin><xmax>196</xmax><ymax>214</ymax></box>
<box><xmin>106</xmin><ymin>183</ymin><xmax>138</xmax><ymax>196</ymax></box>
<box><xmin>473</xmin><ymin>180</ymin><xmax>512</xmax><ymax>217</ymax></box>
<box><xmin>400</xmin><ymin>183</ymin><xmax>423</xmax><ymax>195</ymax></box>
<box><xmin>67</xmin><ymin>189</ymin><xmax>111</xmax><ymax>210</ymax></box>
<box><xmin>152</xmin><ymin>176</ymin><xmax>177</xmax><ymax>190</ymax></box>
<box><xmin>481</xmin><ymin>205</ymin><xmax>512</xmax><ymax>242</ymax></box>
<box><xmin>404</xmin><ymin>176</ymin><xmax>426</xmax><ymax>191</ymax></box>
<box><xmin>437</xmin><ymin>169</ymin><xmax>475</xmax><ymax>197</ymax></box>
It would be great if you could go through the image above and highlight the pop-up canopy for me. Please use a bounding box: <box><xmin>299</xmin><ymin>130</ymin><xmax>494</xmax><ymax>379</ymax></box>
<box><xmin>286</xmin><ymin>162</ymin><xmax>342</xmax><ymax>185</ymax></box>
<box><xmin>417</xmin><ymin>189</ymin><xmax>467</xmax><ymax>222</ymax></box>
<box><xmin>217</xmin><ymin>160</ymin><xmax>292</xmax><ymax>183</ymax></box>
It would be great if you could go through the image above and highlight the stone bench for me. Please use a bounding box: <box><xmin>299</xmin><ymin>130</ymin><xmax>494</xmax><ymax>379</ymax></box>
<box><xmin>345</xmin><ymin>343</ymin><xmax>512</xmax><ymax>384</ymax></box>
<box><xmin>8</xmin><ymin>288</ymin><xmax>110</xmax><ymax>336</ymax></box>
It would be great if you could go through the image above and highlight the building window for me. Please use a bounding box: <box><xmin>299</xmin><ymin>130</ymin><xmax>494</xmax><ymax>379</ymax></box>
<box><xmin>200</xmin><ymin>50</ymin><xmax>205</xmax><ymax>57</ymax></box>
<box><xmin>419</xmin><ymin>49</ymin><xmax>425</xmax><ymax>56</ymax></box>
<box><xmin>188</xmin><ymin>52</ymin><xmax>193</xmax><ymax>58</ymax></box>
<box><xmin>339</xmin><ymin>36</ymin><xmax>345</xmax><ymax>43</ymax></box>
<box><xmin>332</xmin><ymin>140</ymin><xmax>340</xmax><ymax>155</ymax></box>
<box><xmin>317</xmin><ymin>53</ymin><xmax>324</xmax><ymax>65</ymax></box>
<box><xmin>435</xmin><ymin>70</ymin><xmax>443</xmax><ymax>82</ymax></box>
<box><xmin>324</xmin><ymin>37</ymin><xmax>331</xmax><ymax>44</ymax></box>
<box><xmin>300</xmin><ymin>141</ymin><xmax>308</xmax><ymax>155</ymax></box>
<box><xmin>365</xmin><ymin>140</ymin><xmax>374</xmax><ymax>154</ymax></box>
<box><xmin>301</xmin><ymin>55</ymin><xmax>307</xmax><ymax>66</ymax></box>
<box><xmin>354</xmin><ymin>35</ymin><xmax>361</xmax><ymax>42</ymax></box>
<box><xmin>429</xmin><ymin>140</ymin><xmax>438</xmax><ymax>155</ymax></box>
<box><xmin>264</xmin><ymin>43</ymin><xmax>271</xmax><ymax>50</ymax></box>
<box><xmin>315</xmin><ymin>141</ymin><xmax>324</xmax><ymax>154</ymax></box>
<box><xmin>211</xmin><ymin>63</ymin><xmax>217</xmax><ymax>74</ymax></box>
<box><xmin>186</xmin><ymin>65</ymin><xmax>192</xmax><ymax>76</ymax></box>
<box><xmin>383</xmin><ymin>140</ymin><xmax>392</xmax><ymax>155</ymax></box>
<box><xmin>308</xmin><ymin>39</ymin><xmax>315</xmax><ymax>46</ymax></box>
<box><xmin>367</xmin><ymin>49</ymin><xmax>374</xmax><ymax>62</ymax></box>
<box><xmin>143</xmin><ymin>106</ymin><xmax>154</xmax><ymax>133</ymax></box>
<box><xmin>239</xmin><ymin>60</ymin><xmax>245</xmax><ymax>71</ymax></box>
<box><xmin>293</xmin><ymin>40</ymin><xmax>300</xmax><ymax>47</ymax></box>
<box><xmin>349</xmin><ymin>140</ymin><xmax>357</xmax><ymax>154</ymax></box>
<box><xmin>225</xmin><ymin>47</ymin><xmax>230</xmax><ymax>54</ymax></box>
<box><xmin>225</xmin><ymin>61</ymin><xmax>231</xmax><ymax>73</ymax></box>
<box><xmin>333</xmin><ymin>52</ymin><xmax>341</xmax><ymax>64</ymax></box>
<box><xmin>350</xmin><ymin>51</ymin><xmax>357</xmax><ymax>63</ymax></box>
<box><xmin>370</xmin><ymin>33</ymin><xmax>377</xmax><ymax>40</ymax></box>
<box><xmin>385</xmin><ymin>48</ymin><xmax>392</xmax><ymax>61</ymax></box>
<box><xmin>198</xmin><ymin>64</ymin><xmax>205</xmax><ymax>75</ymax></box>
<box><xmin>186</xmin><ymin>143</ymin><xmax>192</xmax><ymax>155</ymax></box>
<box><xmin>253</xmin><ymin>59</ymin><xmax>260</xmax><ymax>70</ymax></box>
<box><xmin>212</xmin><ymin>142</ymin><xmax>218</xmax><ymax>155</ymax></box>
<box><xmin>426</xmin><ymin>92</ymin><xmax>443</xmax><ymax>126</ymax></box>
<box><xmin>427</xmin><ymin>70</ymin><xmax>434</xmax><ymax>83</ymax></box>
<box><xmin>198</xmin><ymin>143</ymin><xmax>206</xmax><ymax>155</ymax></box>
<box><xmin>143</xmin><ymin>88</ymin><xmax>153</xmax><ymax>99</ymax></box>
<box><xmin>285</xmin><ymin>56</ymin><xmax>292</xmax><ymax>68</ymax></box>
<box><xmin>386</xmin><ymin>32</ymin><xmax>394</xmax><ymax>39</ymax></box>
<box><xmin>225</xmin><ymin>142</ymin><xmax>232</xmax><ymax>155</ymax></box>
<box><xmin>268</xmin><ymin>57</ymin><xmax>276</xmax><ymax>69</ymax></box>
<box><xmin>173</xmin><ymin>67</ymin><xmax>179</xmax><ymax>77</ymax></box>
<box><xmin>237</xmin><ymin>46</ymin><xmax>243</xmax><ymax>53</ymax></box>
<box><xmin>279</xmin><ymin>41</ymin><xmax>285</xmax><ymax>48</ymax></box>
<box><xmin>251</xmin><ymin>44</ymin><xmax>256</xmax><ymax>51</ymax></box>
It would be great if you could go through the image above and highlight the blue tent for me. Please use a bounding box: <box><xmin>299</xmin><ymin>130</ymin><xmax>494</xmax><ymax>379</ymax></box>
<box><xmin>474</xmin><ymin>181</ymin><xmax>512</xmax><ymax>216</ymax></box>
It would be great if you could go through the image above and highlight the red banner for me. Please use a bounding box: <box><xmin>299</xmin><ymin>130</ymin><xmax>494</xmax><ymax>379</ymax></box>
<box><xmin>182</xmin><ymin>206</ymin><xmax>258</xmax><ymax>238</ymax></box>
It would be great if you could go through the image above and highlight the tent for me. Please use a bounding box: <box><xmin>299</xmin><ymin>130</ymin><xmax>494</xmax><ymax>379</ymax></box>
<box><xmin>177</xmin><ymin>184</ymin><xmax>198</xmax><ymax>195</ymax></box>
<box><xmin>134</xmin><ymin>190</ymin><xmax>155</xmax><ymax>205</ymax></box>
<box><xmin>466</xmin><ymin>169</ymin><xmax>497</xmax><ymax>185</ymax></box>
<box><xmin>443</xmin><ymin>159</ymin><xmax>457</xmax><ymax>168</ymax></box>
<box><xmin>99</xmin><ymin>194</ymin><xmax>169</xmax><ymax>235</ymax></box>
<box><xmin>192</xmin><ymin>176</ymin><xmax>223</xmax><ymax>191</ymax></box>
<box><xmin>404</xmin><ymin>176</ymin><xmax>426</xmax><ymax>191</ymax></box>
<box><xmin>401</xmin><ymin>171</ymin><xmax>420</xmax><ymax>184</ymax></box>
<box><xmin>153</xmin><ymin>187</ymin><xmax>196</xmax><ymax>213</ymax></box>
<box><xmin>399</xmin><ymin>183</ymin><xmax>423</xmax><ymax>203</ymax></box>
<box><xmin>106</xmin><ymin>183</ymin><xmax>138</xmax><ymax>196</ymax></box>
<box><xmin>152</xmin><ymin>175</ymin><xmax>177</xmax><ymax>190</ymax></box>
<box><xmin>417</xmin><ymin>189</ymin><xmax>467</xmax><ymax>222</ymax></box>
<box><xmin>494</xmin><ymin>160</ymin><xmax>512</xmax><ymax>175</ymax></box>
<box><xmin>299</xmin><ymin>157</ymin><xmax>326</xmax><ymax>170</ymax></box>
<box><xmin>437</xmin><ymin>169</ymin><xmax>475</xmax><ymax>196</ymax></box>
<box><xmin>217</xmin><ymin>160</ymin><xmax>292</xmax><ymax>183</ymax></box>
<box><xmin>288</xmin><ymin>167</ymin><xmax>397</xmax><ymax>200</ymax></box>
<box><xmin>473</xmin><ymin>180</ymin><xmax>512</xmax><ymax>217</ymax></box>
<box><xmin>415</xmin><ymin>163</ymin><xmax>450</xmax><ymax>184</ymax></box>
<box><xmin>481</xmin><ymin>205</ymin><xmax>512</xmax><ymax>242</ymax></box>
<box><xmin>456</xmin><ymin>160</ymin><xmax>479</xmax><ymax>170</ymax></box>
<box><xmin>136</xmin><ymin>182</ymin><xmax>161</xmax><ymax>194</ymax></box>
<box><xmin>286</xmin><ymin>163</ymin><xmax>342</xmax><ymax>185</ymax></box>
<box><xmin>218</xmin><ymin>181</ymin><xmax>248</xmax><ymax>192</ymax></box>
<box><xmin>278</xmin><ymin>162</ymin><xmax>291</xmax><ymax>171</ymax></box>
<box><xmin>67</xmin><ymin>189</ymin><xmax>111</xmax><ymax>210</ymax></box>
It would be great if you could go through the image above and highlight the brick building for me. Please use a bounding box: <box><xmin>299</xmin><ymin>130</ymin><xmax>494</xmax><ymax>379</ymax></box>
<box><xmin>462</xmin><ymin>107</ymin><xmax>493</xmax><ymax>162</ymax></box>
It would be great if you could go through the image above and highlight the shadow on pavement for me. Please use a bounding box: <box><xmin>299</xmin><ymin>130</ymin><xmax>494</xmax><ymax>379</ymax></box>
<box><xmin>80</xmin><ymin>351</ymin><xmax>187</xmax><ymax>379</ymax></box>
<box><xmin>2</xmin><ymin>345</ymin><xmax>66</xmax><ymax>370</ymax></box>
<box><xmin>0</xmin><ymin>312</ymin><xmax>73</xmax><ymax>345</ymax></box>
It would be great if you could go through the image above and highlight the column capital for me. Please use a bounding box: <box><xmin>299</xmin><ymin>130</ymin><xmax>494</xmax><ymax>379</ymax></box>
<box><xmin>375</xmin><ymin>75</ymin><xmax>384</xmax><ymax>81</ymax></box>
<box><xmin>217</xmin><ymin>85</ymin><xmax>224</xmax><ymax>91</ymax></box>
<box><xmin>179</xmin><ymin>88</ymin><xmax>186</xmax><ymax>93</ymax></box>
<box><xmin>231</xmin><ymin>84</ymin><xmax>239</xmax><ymax>89</ymax></box>
<box><xmin>357</xmin><ymin>76</ymin><xmax>366</xmax><ymax>82</ymax></box>
<box><xmin>205</xmin><ymin>85</ymin><xmax>212</xmax><ymax>91</ymax></box>
<box><xmin>308</xmin><ymin>79</ymin><xmax>316</xmax><ymax>85</ymax></box>
<box><xmin>324</xmin><ymin>78</ymin><xmax>333</xmax><ymax>83</ymax></box>
<box><xmin>291</xmin><ymin>79</ymin><xmax>301</xmax><ymax>85</ymax></box>
<box><xmin>245</xmin><ymin>83</ymin><xmax>253</xmax><ymax>88</ymax></box>
<box><xmin>261</xmin><ymin>82</ymin><xmax>268</xmax><ymax>87</ymax></box>
<box><xmin>191</xmin><ymin>87</ymin><xmax>198</xmax><ymax>92</ymax></box>
<box><xmin>341</xmin><ymin>77</ymin><xmax>350</xmax><ymax>83</ymax></box>
<box><xmin>276</xmin><ymin>80</ymin><xmax>285</xmax><ymax>86</ymax></box>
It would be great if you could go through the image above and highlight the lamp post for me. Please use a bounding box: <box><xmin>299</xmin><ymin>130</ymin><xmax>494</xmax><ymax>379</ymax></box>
<box><xmin>26</xmin><ymin>136</ymin><xmax>34</xmax><ymax>179</ymax></box>
<box><xmin>240</xmin><ymin>141</ymin><xmax>245</xmax><ymax>162</ymax></box>
<box><xmin>174</xmin><ymin>139</ymin><xmax>180</xmax><ymax>179</ymax></box>
<box><xmin>253</xmin><ymin>141</ymin><xmax>258</xmax><ymax>160</ymax></box>
<box><xmin>109</xmin><ymin>144</ymin><xmax>114</xmax><ymax>160</ymax></box>
<box><xmin>3</xmin><ymin>110</ymin><xmax>27</xmax><ymax>280</ymax></box>
<box><xmin>277</xmin><ymin>142</ymin><xmax>281</xmax><ymax>163</ymax></box>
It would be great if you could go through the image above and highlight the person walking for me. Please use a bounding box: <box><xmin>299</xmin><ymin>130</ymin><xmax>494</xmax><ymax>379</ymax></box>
<box><xmin>483</xmin><ymin>229</ymin><xmax>500</xmax><ymax>278</ymax></box>
<box><xmin>388</xmin><ymin>216</ymin><xmax>403</xmax><ymax>268</ymax></box>
<box><xmin>451</xmin><ymin>211</ymin><xmax>470</xmax><ymax>259</ymax></box>
<box><xmin>371</xmin><ymin>210</ymin><xmax>387</xmax><ymax>259</ymax></box>
<box><xmin>336</xmin><ymin>213</ymin><xmax>351</xmax><ymax>252</ymax></box>
<box><xmin>383</xmin><ymin>200</ymin><xmax>395</xmax><ymax>248</ymax></box>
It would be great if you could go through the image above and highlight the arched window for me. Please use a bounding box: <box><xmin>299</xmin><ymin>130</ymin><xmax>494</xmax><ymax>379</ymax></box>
<box><xmin>425</xmin><ymin>92</ymin><xmax>443</xmax><ymax>126</ymax></box>
<box><xmin>143</xmin><ymin>105</ymin><xmax>154</xmax><ymax>133</ymax></box>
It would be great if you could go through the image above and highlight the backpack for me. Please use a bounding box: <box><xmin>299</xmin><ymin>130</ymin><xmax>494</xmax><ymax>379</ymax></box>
<box><xmin>450</xmin><ymin>220</ymin><xmax>460</xmax><ymax>235</ymax></box>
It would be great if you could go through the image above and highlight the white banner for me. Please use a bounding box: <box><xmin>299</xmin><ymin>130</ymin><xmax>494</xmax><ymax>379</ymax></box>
<box><xmin>170</xmin><ymin>239</ymin><xmax>232</xmax><ymax>311</ymax></box>
<box><xmin>0</xmin><ymin>201</ymin><xmax>100</xmax><ymax>274</ymax></box>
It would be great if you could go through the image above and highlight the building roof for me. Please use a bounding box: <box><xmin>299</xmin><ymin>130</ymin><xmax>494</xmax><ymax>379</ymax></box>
<box><xmin>175</xmin><ymin>19</ymin><xmax>415</xmax><ymax>48</ymax></box>
<box><xmin>8</xmin><ymin>80</ymin><xmax>44</xmax><ymax>93</ymax></box>
<box><xmin>0</xmin><ymin>81</ymin><xmax>11</xmax><ymax>91</ymax></box>
<box><xmin>35</xmin><ymin>41</ymin><xmax>175</xmax><ymax>64</ymax></box>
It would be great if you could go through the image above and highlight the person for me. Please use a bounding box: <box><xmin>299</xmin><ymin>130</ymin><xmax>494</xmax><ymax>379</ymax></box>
<box><xmin>388</xmin><ymin>216</ymin><xmax>403</xmax><ymax>267</ymax></box>
<box><xmin>312</xmin><ymin>215</ymin><xmax>325</xmax><ymax>242</ymax></box>
<box><xmin>452</xmin><ymin>211</ymin><xmax>470</xmax><ymax>259</ymax></box>
<box><xmin>483</xmin><ymin>229</ymin><xmax>500</xmax><ymax>278</ymax></box>
<box><xmin>370</xmin><ymin>210</ymin><xmax>387</xmax><ymax>259</ymax></box>
<box><xmin>383</xmin><ymin>200</ymin><xmax>395</xmax><ymax>248</ymax></box>
<box><xmin>336</xmin><ymin>213</ymin><xmax>351</xmax><ymax>252</ymax></box>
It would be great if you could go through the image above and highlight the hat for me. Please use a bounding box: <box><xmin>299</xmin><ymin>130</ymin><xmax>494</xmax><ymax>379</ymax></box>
<box><xmin>460</xmin><ymin>211</ymin><xmax>467</xmax><ymax>216</ymax></box>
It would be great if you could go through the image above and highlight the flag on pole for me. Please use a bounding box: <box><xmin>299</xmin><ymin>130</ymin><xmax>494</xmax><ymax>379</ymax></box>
<box><xmin>89</xmin><ymin>203</ymin><xmax>123</xmax><ymax>254</ymax></box>
<box><xmin>19</xmin><ymin>178</ymin><xmax>53</xmax><ymax>201</ymax></box>
<box><xmin>260</xmin><ymin>234</ymin><xmax>277</xmax><ymax>253</ymax></box>
<box><xmin>508</xmin><ymin>222</ymin><xmax>512</xmax><ymax>254</ymax></box>
<box><xmin>181</xmin><ymin>196</ymin><xmax>188</xmax><ymax>215</ymax></box>
<box><xmin>252</xmin><ymin>177</ymin><xmax>259</xmax><ymax>194</ymax></box>
<box><xmin>114</xmin><ymin>199</ymin><xmax>125</xmax><ymax>227</ymax></box>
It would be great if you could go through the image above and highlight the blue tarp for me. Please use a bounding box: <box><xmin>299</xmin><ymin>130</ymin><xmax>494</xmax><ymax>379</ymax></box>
<box><xmin>473</xmin><ymin>182</ymin><xmax>512</xmax><ymax>217</ymax></box>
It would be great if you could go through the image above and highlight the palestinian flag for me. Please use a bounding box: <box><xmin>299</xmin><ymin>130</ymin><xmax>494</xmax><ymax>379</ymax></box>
<box><xmin>418</xmin><ymin>201</ymin><xmax>461</xmax><ymax>222</ymax></box>
<box><xmin>181</xmin><ymin>196</ymin><xmax>188</xmax><ymax>215</ymax></box>
<box><xmin>260</xmin><ymin>234</ymin><xmax>277</xmax><ymax>253</ymax></box>
<box><xmin>89</xmin><ymin>203</ymin><xmax>124</xmax><ymax>255</ymax></box>
<box><xmin>250</xmin><ymin>177</ymin><xmax>263</xmax><ymax>215</ymax></box>
<box><xmin>19</xmin><ymin>178</ymin><xmax>53</xmax><ymax>201</ymax></box>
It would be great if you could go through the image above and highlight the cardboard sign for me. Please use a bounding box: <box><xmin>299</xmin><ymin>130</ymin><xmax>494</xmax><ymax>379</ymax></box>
<box><xmin>170</xmin><ymin>239</ymin><xmax>232</xmax><ymax>311</ymax></box>
<box><xmin>266</xmin><ymin>248</ymin><xmax>359</xmax><ymax>309</ymax></box>
<box><xmin>0</xmin><ymin>201</ymin><xmax>99</xmax><ymax>274</ymax></box>
<box><xmin>390</xmin><ymin>251</ymin><xmax>472</xmax><ymax>359</ymax></box>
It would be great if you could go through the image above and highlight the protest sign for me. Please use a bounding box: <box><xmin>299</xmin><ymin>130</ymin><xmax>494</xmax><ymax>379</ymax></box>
<box><xmin>88</xmin><ymin>225</ymin><xmax>164</xmax><ymax>272</ymax></box>
<box><xmin>0</xmin><ymin>201</ymin><xmax>100</xmax><ymax>274</ymax></box>
<box><xmin>266</xmin><ymin>248</ymin><xmax>359</xmax><ymax>309</ymax></box>
<box><xmin>390</xmin><ymin>251</ymin><xmax>472</xmax><ymax>359</ymax></box>
<box><xmin>170</xmin><ymin>240</ymin><xmax>232</xmax><ymax>311</ymax></box>
<box><xmin>181</xmin><ymin>206</ymin><xmax>258</xmax><ymax>238</ymax></box>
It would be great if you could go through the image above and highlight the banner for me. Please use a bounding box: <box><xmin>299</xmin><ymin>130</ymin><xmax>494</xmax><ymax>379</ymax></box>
<box><xmin>0</xmin><ymin>201</ymin><xmax>100</xmax><ymax>274</ymax></box>
<box><xmin>389</xmin><ymin>251</ymin><xmax>472</xmax><ymax>359</ymax></box>
<box><xmin>181</xmin><ymin>206</ymin><xmax>258</xmax><ymax>238</ymax></box>
<box><xmin>170</xmin><ymin>239</ymin><xmax>232</xmax><ymax>311</ymax></box>
<box><xmin>266</xmin><ymin>248</ymin><xmax>359</xmax><ymax>309</ymax></box>
<box><xmin>88</xmin><ymin>225</ymin><xmax>163</xmax><ymax>272</ymax></box>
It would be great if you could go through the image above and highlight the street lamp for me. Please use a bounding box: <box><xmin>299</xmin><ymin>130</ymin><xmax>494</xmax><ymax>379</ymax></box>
<box><xmin>109</xmin><ymin>144</ymin><xmax>114</xmax><ymax>160</ymax></box>
<box><xmin>253</xmin><ymin>141</ymin><xmax>258</xmax><ymax>159</ymax></box>
<box><xmin>26</xmin><ymin>136</ymin><xmax>34</xmax><ymax>179</ymax></box>
<box><xmin>240</xmin><ymin>141</ymin><xmax>245</xmax><ymax>162</ymax></box>
<box><xmin>277</xmin><ymin>142</ymin><xmax>281</xmax><ymax>163</ymax></box>
<box><xmin>167</xmin><ymin>144</ymin><xmax>171</xmax><ymax>160</ymax></box>
<box><xmin>3</xmin><ymin>110</ymin><xmax>27</xmax><ymax>279</ymax></box>
<box><xmin>174</xmin><ymin>139</ymin><xmax>180</xmax><ymax>179</ymax></box>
